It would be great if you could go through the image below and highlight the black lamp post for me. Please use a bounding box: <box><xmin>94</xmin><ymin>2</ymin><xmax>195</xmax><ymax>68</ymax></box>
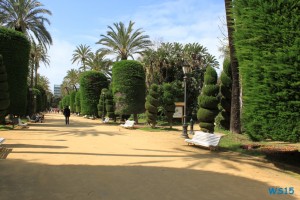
<box><xmin>102</xmin><ymin>92</ymin><xmax>105</xmax><ymax>121</ymax></box>
<box><xmin>181</xmin><ymin>61</ymin><xmax>191</xmax><ymax>138</ymax></box>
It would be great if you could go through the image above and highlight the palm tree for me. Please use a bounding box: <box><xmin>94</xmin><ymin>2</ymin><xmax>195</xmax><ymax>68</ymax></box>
<box><xmin>30</xmin><ymin>42</ymin><xmax>49</xmax><ymax>87</ymax></box>
<box><xmin>64</xmin><ymin>69</ymin><xmax>80</xmax><ymax>91</ymax></box>
<box><xmin>71</xmin><ymin>44</ymin><xmax>92</xmax><ymax>71</ymax></box>
<box><xmin>97</xmin><ymin>20</ymin><xmax>152</xmax><ymax>60</ymax></box>
<box><xmin>224</xmin><ymin>0</ymin><xmax>241</xmax><ymax>134</ymax></box>
<box><xmin>0</xmin><ymin>0</ymin><xmax>52</xmax><ymax>47</ymax></box>
<box><xmin>86</xmin><ymin>50</ymin><xmax>113</xmax><ymax>79</ymax></box>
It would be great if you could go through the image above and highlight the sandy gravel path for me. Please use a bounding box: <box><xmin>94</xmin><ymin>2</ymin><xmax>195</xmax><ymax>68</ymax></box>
<box><xmin>0</xmin><ymin>113</ymin><xmax>299</xmax><ymax>200</ymax></box>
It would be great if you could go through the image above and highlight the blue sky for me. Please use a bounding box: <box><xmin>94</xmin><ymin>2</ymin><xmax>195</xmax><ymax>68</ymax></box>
<box><xmin>39</xmin><ymin>0</ymin><xmax>226</xmax><ymax>91</ymax></box>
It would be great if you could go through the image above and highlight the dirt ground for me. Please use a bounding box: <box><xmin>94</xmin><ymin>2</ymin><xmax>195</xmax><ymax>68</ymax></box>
<box><xmin>0</xmin><ymin>113</ymin><xmax>299</xmax><ymax>200</ymax></box>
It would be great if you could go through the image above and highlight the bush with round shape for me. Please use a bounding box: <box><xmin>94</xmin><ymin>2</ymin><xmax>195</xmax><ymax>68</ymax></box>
<box><xmin>105</xmin><ymin>88</ymin><xmax>115</xmax><ymax>119</ymax></box>
<box><xmin>97</xmin><ymin>88</ymin><xmax>108</xmax><ymax>118</ymax></box>
<box><xmin>162</xmin><ymin>83</ymin><xmax>176</xmax><ymax>128</ymax></box>
<box><xmin>80</xmin><ymin>71</ymin><xmax>109</xmax><ymax>116</ymax></box>
<box><xmin>112</xmin><ymin>60</ymin><xmax>146</xmax><ymax>117</ymax></box>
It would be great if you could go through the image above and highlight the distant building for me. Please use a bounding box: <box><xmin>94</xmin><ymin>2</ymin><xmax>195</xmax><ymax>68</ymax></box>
<box><xmin>54</xmin><ymin>85</ymin><xmax>61</xmax><ymax>97</ymax></box>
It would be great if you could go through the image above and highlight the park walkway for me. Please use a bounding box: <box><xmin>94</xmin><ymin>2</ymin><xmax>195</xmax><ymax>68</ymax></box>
<box><xmin>0</xmin><ymin>113</ymin><xmax>299</xmax><ymax>200</ymax></box>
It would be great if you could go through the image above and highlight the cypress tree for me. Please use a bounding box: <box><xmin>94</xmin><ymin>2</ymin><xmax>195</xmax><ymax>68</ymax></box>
<box><xmin>218</xmin><ymin>58</ymin><xmax>232</xmax><ymax>130</ymax></box>
<box><xmin>234</xmin><ymin>0</ymin><xmax>300</xmax><ymax>142</ymax></box>
<box><xmin>80</xmin><ymin>71</ymin><xmax>109</xmax><ymax>116</ymax></box>
<box><xmin>97</xmin><ymin>88</ymin><xmax>108</xmax><ymax>118</ymax></box>
<box><xmin>0</xmin><ymin>55</ymin><xmax>10</xmax><ymax>123</ymax></box>
<box><xmin>112</xmin><ymin>60</ymin><xmax>146</xmax><ymax>122</ymax></box>
<box><xmin>75</xmin><ymin>91</ymin><xmax>81</xmax><ymax>114</ymax></box>
<box><xmin>105</xmin><ymin>88</ymin><xmax>115</xmax><ymax>119</ymax></box>
<box><xmin>145</xmin><ymin>84</ymin><xmax>160</xmax><ymax>128</ymax></box>
<box><xmin>197</xmin><ymin>66</ymin><xmax>219</xmax><ymax>133</ymax></box>
<box><xmin>162</xmin><ymin>83</ymin><xmax>176</xmax><ymax>129</ymax></box>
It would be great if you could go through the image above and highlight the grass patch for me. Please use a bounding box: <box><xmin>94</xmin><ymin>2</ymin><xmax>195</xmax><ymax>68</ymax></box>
<box><xmin>138</xmin><ymin>126</ymin><xmax>180</xmax><ymax>132</ymax></box>
<box><xmin>0</xmin><ymin>125</ymin><xmax>13</xmax><ymax>130</ymax></box>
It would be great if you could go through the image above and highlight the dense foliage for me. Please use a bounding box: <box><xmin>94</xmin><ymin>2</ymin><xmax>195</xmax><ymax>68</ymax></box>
<box><xmin>234</xmin><ymin>0</ymin><xmax>300</xmax><ymax>142</ymax></box>
<box><xmin>80</xmin><ymin>71</ymin><xmax>109</xmax><ymax>116</ymax></box>
<box><xmin>70</xmin><ymin>91</ymin><xmax>76</xmax><ymax>113</ymax></box>
<box><xmin>145</xmin><ymin>84</ymin><xmax>160</xmax><ymax>128</ymax></box>
<box><xmin>112</xmin><ymin>60</ymin><xmax>145</xmax><ymax>115</ymax></box>
<box><xmin>162</xmin><ymin>83</ymin><xmax>176</xmax><ymax>128</ymax></box>
<box><xmin>105</xmin><ymin>88</ymin><xmax>115</xmax><ymax>119</ymax></box>
<box><xmin>217</xmin><ymin>58</ymin><xmax>232</xmax><ymax>130</ymax></box>
<box><xmin>197</xmin><ymin>66</ymin><xmax>219</xmax><ymax>133</ymax></box>
<box><xmin>0</xmin><ymin>28</ymin><xmax>30</xmax><ymax>116</ymax></box>
<box><xmin>0</xmin><ymin>55</ymin><xmax>10</xmax><ymax>123</ymax></box>
<box><xmin>97</xmin><ymin>88</ymin><xmax>108</xmax><ymax>118</ymax></box>
<box><xmin>35</xmin><ymin>85</ymin><xmax>47</xmax><ymax>112</ymax></box>
<box><xmin>75</xmin><ymin>91</ymin><xmax>81</xmax><ymax>113</ymax></box>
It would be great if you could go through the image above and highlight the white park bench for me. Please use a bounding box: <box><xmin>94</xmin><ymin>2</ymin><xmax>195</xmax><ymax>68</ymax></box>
<box><xmin>185</xmin><ymin>131</ymin><xmax>223</xmax><ymax>150</ymax></box>
<box><xmin>18</xmin><ymin>118</ymin><xmax>28</xmax><ymax>127</ymax></box>
<box><xmin>0</xmin><ymin>138</ymin><xmax>5</xmax><ymax>145</ymax></box>
<box><xmin>102</xmin><ymin>117</ymin><xmax>110</xmax><ymax>123</ymax></box>
<box><xmin>120</xmin><ymin>120</ymin><xmax>135</xmax><ymax>129</ymax></box>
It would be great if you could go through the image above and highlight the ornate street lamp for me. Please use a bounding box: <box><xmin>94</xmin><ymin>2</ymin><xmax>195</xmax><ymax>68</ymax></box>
<box><xmin>181</xmin><ymin>60</ymin><xmax>191</xmax><ymax>138</ymax></box>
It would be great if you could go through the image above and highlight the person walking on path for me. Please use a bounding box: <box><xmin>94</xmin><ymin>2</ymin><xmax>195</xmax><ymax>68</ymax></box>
<box><xmin>63</xmin><ymin>106</ymin><xmax>71</xmax><ymax>125</ymax></box>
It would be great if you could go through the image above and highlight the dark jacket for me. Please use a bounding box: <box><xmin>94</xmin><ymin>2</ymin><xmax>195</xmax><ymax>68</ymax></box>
<box><xmin>63</xmin><ymin>107</ymin><xmax>71</xmax><ymax>117</ymax></box>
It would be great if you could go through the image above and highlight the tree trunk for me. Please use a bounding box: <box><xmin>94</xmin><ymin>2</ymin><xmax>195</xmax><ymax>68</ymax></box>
<box><xmin>134</xmin><ymin>113</ymin><xmax>138</xmax><ymax>124</ymax></box>
<box><xmin>224</xmin><ymin>0</ymin><xmax>241</xmax><ymax>134</ymax></box>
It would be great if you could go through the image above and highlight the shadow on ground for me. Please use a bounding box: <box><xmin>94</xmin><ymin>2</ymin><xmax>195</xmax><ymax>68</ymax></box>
<box><xmin>0</xmin><ymin>159</ymin><xmax>296</xmax><ymax>200</ymax></box>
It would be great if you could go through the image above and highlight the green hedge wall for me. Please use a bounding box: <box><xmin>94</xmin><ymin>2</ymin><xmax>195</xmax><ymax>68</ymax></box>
<box><xmin>112</xmin><ymin>60</ymin><xmax>146</xmax><ymax>115</ymax></box>
<box><xmin>145</xmin><ymin>84</ymin><xmax>160</xmax><ymax>128</ymax></box>
<box><xmin>75</xmin><ymin>90</ymin><xmax>81</xmax><ymax>113</ymax></box>
<box><xmin>70</xmin><ymin>91</ymin><xmax>76</xmax><ymax>113</ymax></box>
<box><xmin>80</xmin><ymin>71</ymin><xmax>109</xmax><ymax>116</ymax></box>
<box><xmin>0</xmin><ymin>55</ymin><xmax>10</xmax><ymax>122</ymax></box>
<box><xmin>234</xmin><ymin>0</ymin><xmax>300</xmax><ymax>142</ymax></box>
<box><xmin>197</xmin><ymin>66</ymin><xmax>219</xmax><ymax>133</ymax></box>
<box><xmin>0</xmin><ymin>28</ymin><xmax>30</xmax><ymax>116</ymax></box>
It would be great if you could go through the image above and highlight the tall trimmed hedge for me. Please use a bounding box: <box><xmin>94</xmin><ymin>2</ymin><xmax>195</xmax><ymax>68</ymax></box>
<box><xmin>75</xmin><ymin>90</ymin><xmax>81</xmax><ymax>113</ymax></box>
<box><xmin>145</xmin><ymin>84</ymin><xmax>160</xmax><ymax>128</ymax></box>
<box><xmin>162</xmin><ymin>83</ymin><xmax>176</xmax><ymax>129</ymax></box>
<box><xmin>70</xmin><ymin>91</ymin><xmax>76</xmax><ymax>113</ymax></box>
<box><xmin>0</xmin><ymin>55</ymin><xmax>10</xmax><ymax>123</ymax></box>
<box><xmin>197</xmin><ymin>66</ymin><xmax>219</xmax><ymax>133</ymax></box>
<box><xmin>0</xmin><ymin>28</ymin><xmax>30</xmax><ymax>115</ymax></box>
<box><xmin>80</xmin><ymin>71</ymin><xmax>109</xmax><ymax>116</ymax></box>
<box><xmin>112</xmin><ymin>60</ymin><xmax>146</xmax><ymax>115</ymax></box>
<box><xmin>218</xmin><ymin>58</ymin><xmax>232</xmax><ymax>130</ymax></box>
<box><xmin>234</xmin><ymin>0</ymin><xmax>300</xmax><ymax>142</ymax></box>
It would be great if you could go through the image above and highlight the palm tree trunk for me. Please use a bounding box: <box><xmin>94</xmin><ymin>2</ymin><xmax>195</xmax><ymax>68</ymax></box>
<box><xmin>224</xmin><ymin>0</ymin><xmax>241</xmax><ymax>134</ymax></box>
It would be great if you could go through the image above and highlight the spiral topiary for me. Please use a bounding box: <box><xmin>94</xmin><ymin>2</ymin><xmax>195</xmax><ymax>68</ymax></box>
<box><xmin>162</xmin><ymin>83</ymin><xmax>176</xmax><ymax>128</ymax></box>
<box><xmin>145</xmin><ymin>84</ymin><xmax>160</xmax><ymax>128</ymax></box>
<box><xmin>105</xmin><ymin>88</ymin><xmax>115</xmax><ymax>119</ymax></box>
<box><xmin>97</xmin><ymin>88</ymin><xmax>108</xmax><ymax>118</ymax></box>
<box><xmin>197</xmin><ymin>66</ymin><xmax>219</xmax><ymax>133</ymax></box>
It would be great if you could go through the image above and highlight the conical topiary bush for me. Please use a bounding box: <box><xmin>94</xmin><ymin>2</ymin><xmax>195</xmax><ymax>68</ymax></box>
<box><xmin>197</xmin><ymin>66</ymin><xmax>219</xmax><ymax>133</ymax></box>
<box><xmin>145</xmin><ymin>84</ymin><xmax>160</xmax><ymax>128</ymax></box>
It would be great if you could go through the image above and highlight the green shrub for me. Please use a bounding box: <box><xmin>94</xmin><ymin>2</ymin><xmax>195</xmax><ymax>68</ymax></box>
<box><xmin>105</xmin><ymin>88</ymin><xmax>115</xmax><ymax>119</ymax></box>
<box><xmin>75</xmin><ymin>91</ymin><xmax>81</xmax><ymax>113</ymax></box>
<box><xmin>216</xmin><ymin>58</ymin><xmax>232</xmax><ymax>130</ymax></box>
<box><xmin>97</xmin><ymin>88</ymin><xmax>108</xmax><ymax>118</ymax></box>
<box><xmin>145</xmin><ymin>84</ymin><xmax>160</xmax><ymax>128</ymax></box>
<box><xmin>234</xmin><ymin>0</ymin><xmax>300</xmax><ymax>142</ymax></box>
<box><xmin>197</xmin><ymin>66</ymin><xmax>219</xmax><ymax>133</ymax></box>
<box><xmin>80</xmin><ymin>71</ymin><xmax>109</xmax><ymax>116</ymax></box>
<box><xmin>0</xmin><ymin>55</ymin><xmax>10</xmax><ymax>123</ymax></box>
<box><xmin>162</xmin><ymin>83</ymin><xmax>176</xmax><ymax>128</ymax></box>
<box><xmin>70</xmin><ymin>91</ymin><xmax>76</xmax><ymax>113</ymax></box>
<box><xmin>0</xmin><ymin>28</ymin><xmax>30</xmax><ymax>116</ymax></box>
<box><xmin>112</xmin><ymin>60</ymin><xmax>146</xmax><ymax>115</ymax></box>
